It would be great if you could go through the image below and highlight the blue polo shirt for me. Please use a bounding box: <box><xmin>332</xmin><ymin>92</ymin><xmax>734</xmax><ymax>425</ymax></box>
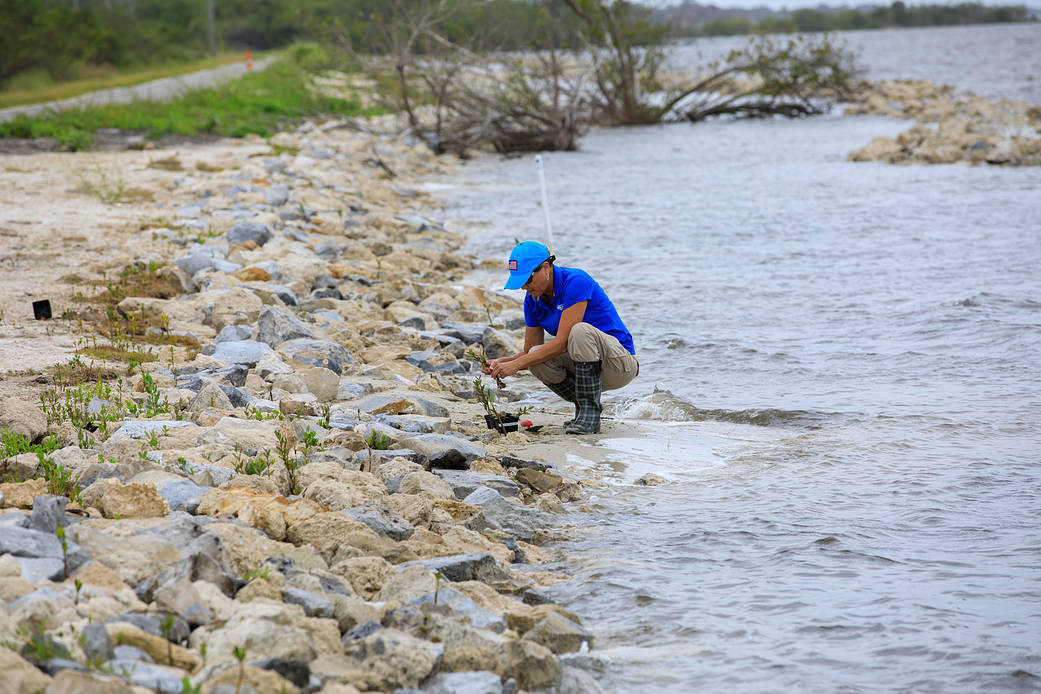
<box><xmin>523</xmin><ymin>265</ymin><xmax>635</xmax><ymax>355</ymax></box>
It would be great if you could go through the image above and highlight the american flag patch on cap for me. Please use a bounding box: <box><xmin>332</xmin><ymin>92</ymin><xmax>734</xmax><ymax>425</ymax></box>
<box><xmin>509</xmin><ymin>260</ymin><xmax>517</xmax><ymax>270</ymax></box>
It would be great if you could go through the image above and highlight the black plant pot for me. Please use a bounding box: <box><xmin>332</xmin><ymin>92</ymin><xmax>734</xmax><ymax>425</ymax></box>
<box><xmin>484</xmin><ymin>413</ymin><xmax>519</xmax><ymax>434</ymax></box>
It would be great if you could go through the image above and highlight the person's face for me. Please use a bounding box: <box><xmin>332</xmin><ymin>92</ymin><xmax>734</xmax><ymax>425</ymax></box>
<box><xmin>522</xmin><ymin>262</ymin><xmax>551</xmax><ymax>295</ymax></box>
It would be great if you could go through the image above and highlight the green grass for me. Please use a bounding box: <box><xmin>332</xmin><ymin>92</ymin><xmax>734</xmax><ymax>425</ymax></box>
<box><xmin>0</xmin><ymin>59</ymin><xmax>383</xmax><ymax>151</ymax></box>
<box><xmin>0</xmin><ymin>52</ymin><xmax>260</xmax><ymax>110</ymax></box>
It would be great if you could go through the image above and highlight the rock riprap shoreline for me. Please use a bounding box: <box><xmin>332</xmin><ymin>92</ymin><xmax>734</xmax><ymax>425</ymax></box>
<box><xmin>846</xmin><ymin>78</ymin><xmax>1041</xmax><ymax>166</ymax></box>
<box><xmin>0</xmin><ymin>123</ymin><xmax>608</xmax><ymax>693</ymax></box>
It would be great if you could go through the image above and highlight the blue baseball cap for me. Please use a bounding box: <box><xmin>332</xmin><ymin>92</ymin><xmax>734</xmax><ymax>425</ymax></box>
<box><xmin>504</xmin><ymin>241</ymin><xmax>551</xmax><ymax>290</ymax></box>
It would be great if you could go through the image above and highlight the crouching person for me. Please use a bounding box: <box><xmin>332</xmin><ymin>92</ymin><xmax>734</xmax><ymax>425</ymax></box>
<box><xmin>483</xmin><ymin>241</ymin><xmax>639</xmax><ymax>434</ymax></box>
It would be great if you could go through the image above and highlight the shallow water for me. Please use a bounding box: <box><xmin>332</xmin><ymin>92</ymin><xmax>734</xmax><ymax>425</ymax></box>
<box><xmin>434</xmin><ymin>24</ymin><xmax>1041</xmax><ymax>693</ymax></box>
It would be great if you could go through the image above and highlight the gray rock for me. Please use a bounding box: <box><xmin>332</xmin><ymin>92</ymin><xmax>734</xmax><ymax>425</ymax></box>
<box><xmin>211</xmin><ymin>340</ymin><xmax>276</xmax><ymax>366</ymax></box>
<box><xmin>215</xmin><ymin>324</ymin><xmax>253</xmax><ymax>342</ymax></box>
<box><xmin>498</xmin><ymin>456</ymin><xmax>551</xmax><ymax>472</ymax></box>
<box><xmin>264</xmin><ymin>185</ymin><xmax>290</xmax><ymax>207</ymax></box>
<box><xmin>113</xmin><ymin>645</ymin><xmax>153</xmax><ymax>663</ymax></box>
<box><xmin>462</xmin><ymin>487</ymin><xmax>549</xmax><ymax>542</ymax></box>
<box><xmin>158</xmin><ymin>480</ymin><xmax>210</xmax><ymax>513</ymax></box>
<box><xmin>410</xmin><ymin>586</ymin><xmax>506</xmax><ymax>632</ymax></box>
<box><xmin>424</xmin><ymin>671</ymin><xmax>510</xmax><ymax>694</ymax></box>
<box><xmin>29</xmin><ymin>495</ymin><xmax>69</xmax><ymax>534</ymax></box>
<box><xmin>226</xmin><ymin>221</ymin><xmax>273</xmax><ymax>246</ymax></box>
<box><xmin>337</xmin><ymin>382</ymin><xmax>370</xmax><ymax>401</ymax></box>
<box><xmin>404</xmin><ymin>553</ymin><xmax>508</xmax><ymax>584</ymax></box>
<box><xmin>252</xmin><ymin>657</ymin><xmax>310</xmax><ymax>689</ymax></box>
<box><xmin>257</xmin><ymin>305</ymin><xmax>313</xmax><ymax>347</ymax></box>
<box><xmin>154</xmin><ymin>532</ymin><xmax>239</xmax><ymax>598</ymax></box>
<box><xmin>81</xmin><ymin>622</ymin><xmax>115</xmax><ymax>662</ymax></box>
<box><xmin>212</xmin><ymin>258</ymin><xmax>243</xmax><ymax>274</ymax></box>
<box><xmin>13</xmin><ymin>557</ymin><xmax>73</xmax><ymax>583</ymax></box>
<box><xmin>434</xmin><ymin>470</ymin><xmax>520</xmax><ymax>499</ymax></box>
<box><xmin>481</xmin><ymin>327</ymin><xmax>518</xmax><ymax>360</ymax></box>
<box><xmin>283</xmin><ymin>587</ymin><xmax>336</xmax><ymax>619</ymax></box>
<box><xmin>440</xmin><ymin>321</ymin><xmax>487</xmax><ymax>344</ymax></box>
<box><xmin>346</xmin><ymin>503</ymin><xmax>415</xmax><ymax>541</ymax></box>
<box><xmin>397</xmin><ymin>434</ymin><xmax>486</xmax><ymax>470</ymax></box>
<box><xmin>218</xmin><ymin>384</ymin><xmax>255</xmax><ymax>408</ymax></box>
<box><xmin>376</xmin><ymin>415</ymin><xmax>451</xmax><ymax>434</ymax></box>
<box><xmin>76</xmin><ymin>461</ymin><xmax>126</xmax><ymax>488</ymax></box>
<box><xmin>278</xmin><ymin>338</ymin><xmax>352</xmax><ymax>374</ymax></box>
<box><xmin>106</xmin><ymin>660</ymin><xmax>185</xmax><ymax>693</ymax></box>
<box><xmin>109</xmin><ymin>613</ymin><xmax>191</xmax><ymax>645</ymax></box>
<box><xmin>111</xmin><ymin>420</ymin><xmax>194</xmax><ymax>439</ymax></box>
<box><xmin>404</xmin><ymin>350</ymin><xmax>438</xmax><ymax>370</ymax></box>
<box><xmin>0</xmin><ymin>526</ymin><xmax>90</xmax><ymax>575</ymax></box>
<box><xmin>39</xmin><ymin>658</ymin><xmax>87</xmax><ymax>676</ymax></box>
<box><xmin>356</xmin><ymin>394</ymin><xmax>449</xmax><ymax>419</ymax></box>
<box><xmin>176</xmin><ymin>249</ymin><xmax>217</xmax><ymax>275</ymax></box>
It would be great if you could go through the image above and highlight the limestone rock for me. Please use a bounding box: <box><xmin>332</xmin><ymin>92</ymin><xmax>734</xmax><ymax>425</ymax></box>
<box><xmin>332</xmin><ymin>556</ymin><xmax>393</xmax><ymax>598</ymax></box>
<box><xmin>0</xmin><ymin>646</ymin><xmax>52</xmax><ymax>693</ymax></box>
<box><xmin>0</xmin><ymin>478</ymin><xmax>47</xmax><ymax>509</ymax></box>
<box><xmin>105</xmin><ymin>622</ymin><xmax>200</xmax><ymax>670</ymax></box>
<box><xmin>197</xmin><ymin>488</ymin><xmax>323</xmax><ymax>541</ymax></box>
<box><xmin>505</xmin><ymin>639</ymin><xmax>559</xmax><ymax>690</ymax></box>
<box><xmin>343</xmin><ymin>628</ymin><xmax>443</xmax><ymax>691</ymax></box>
<box><xmin>278</xmin><ymin>339</ymin><xmax>352</xmax><ymax>375</ymax></box>
<box><xmin>188</xmin><ymin>382</ymin><xmax>235</xmax><ymax>413</ymax></box>
<box><xmin>522</xmin><ymin>611</ymin><xmax>594</xmax><ymax>654</ymax></box>
<box><xmin>99</xmin><ymin>482</ymin><xmax>170</xmax><ymax>518</ymax></box>
<box><xmin>206</xmin><ymin>287</ymin><xmax>264</xmax><ymax>331</ymax></box>
<box><xmin>0</xmin><ymin>398</ymin><xmax>47</xmax><ymax>442</ymax></box>
<box><xmin>463</xmin><ymin>486</ymin><xmax>549</xmax><ymax>542</ymax></box>
<box><xmin>398</xmin><ymin>470</ymin><xmax>455</xmax><ymax>500</ymax></box>
<box><xmin>257</xmin><ymin>305</ymin><xmax>314</xmax><ymax>347</ymax></box>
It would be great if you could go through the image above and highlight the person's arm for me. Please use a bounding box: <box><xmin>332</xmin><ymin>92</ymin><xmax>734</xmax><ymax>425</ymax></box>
<box><xmin>489</xmin><ymin>302</ymin><xmax>587</xmax><ymax>378</ymax></box>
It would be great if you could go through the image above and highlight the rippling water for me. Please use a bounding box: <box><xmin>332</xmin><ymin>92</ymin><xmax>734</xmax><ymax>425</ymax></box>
<box><xmin>433</xmin><ymin>24</ymin><xmax>1041</xmax><ymax>693</ymax></box>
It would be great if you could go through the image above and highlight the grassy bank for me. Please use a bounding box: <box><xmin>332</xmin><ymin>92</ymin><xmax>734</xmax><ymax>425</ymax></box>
<box><xmin>0</xmin><ymin>59</ymin><xmax>380</xmax><ymax>151</ymax></box>
<box><xmin>0</xmin><ymin>52</ymin><xmax>261</xmax><ymax>110</ymax></box>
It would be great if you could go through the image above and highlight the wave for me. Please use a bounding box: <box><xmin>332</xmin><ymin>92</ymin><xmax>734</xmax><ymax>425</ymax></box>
<box><xmin>609</xmin><ymin>387</ymin><xmax>828</xmax><ymax>428</ymax></box>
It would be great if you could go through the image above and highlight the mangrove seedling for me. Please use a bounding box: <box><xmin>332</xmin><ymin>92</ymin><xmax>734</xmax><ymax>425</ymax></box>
<box><xmin>55</xmin><ymin>525</ymin><xmax>68</xmax><ymax>579</ymax></box>
<box><xmin>232</xmin><ymin>645</ymin><xmax>247</xmax><ymax>694</ymax></box>
<box><xmin>465</xmin><ymin>348</ymin><xmax>506</xmax><ymax>389</ymax></box>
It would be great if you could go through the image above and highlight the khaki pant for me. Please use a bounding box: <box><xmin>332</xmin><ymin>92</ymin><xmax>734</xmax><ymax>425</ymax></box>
<box><xmin>528</xmin><ymin>322</ymin><xmax>639</xmax><ymax>391</ymax></box>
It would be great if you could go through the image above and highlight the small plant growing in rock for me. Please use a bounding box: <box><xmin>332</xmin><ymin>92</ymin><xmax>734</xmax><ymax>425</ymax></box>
<box><xmin>159</xmin><ymin>614</ymin><xmax>175</xmax><ymax>666</ymax></box>
<box><xmin>199</xmin><ymin>641</ymin><xmax>207</xmax><ymax>668</ymax></box>
<box><xmin>244</xmin><ymin>565</ymin><xmax>271</xmax><ymax>582</ymax></box>
<box><xmin>39</xmin><ymin>453</ymin><xmax>81</xmax><ymax>504</ymax></box>
<box><xmin>275</xmin><ymin>431</ymin><xmax>302</xmax><ymax>495</ymax></box>
<box><xmin>180</xmin><ymin>677</ymin><xmax>201</xmax><ymax>694</ymax></box>
<box><xmin>365</xmin><ymin>431</ymin><xmax>391</xmax><ymax>451</ymax></box>
<box><xmin>55</xmin><ymin>525</ymin><xmax>69</xmax><ymax>579</ymax></box>
<box><xmin>74</xmin><ymin>579</ymin><xmax>83</xmax><ymax>605</ymax></box>
<box><xmin>232</xmin><ymin>645</ymin><xmax>247</xmax><ymax>694</ymax></box>
<box><xmin>433</xmin><ymin>570</ymin><xmax>442</xmax><ymax>605</ymax></box>
<box><xmin>319</xmin><ymin>404</ymin><xmax>332</xmax><ymax>429</ymax></box>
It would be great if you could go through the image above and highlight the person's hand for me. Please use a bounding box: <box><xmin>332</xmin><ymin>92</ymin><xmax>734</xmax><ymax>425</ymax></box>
<box><xmin>490</xmin><ymin>361</ymin><xmax>520</xmax><ymax>378</ymax></box>
<box><xmin>482</xmin><ymin>359</ymin><xmax>499</xmax><ymax>375</ymax></box>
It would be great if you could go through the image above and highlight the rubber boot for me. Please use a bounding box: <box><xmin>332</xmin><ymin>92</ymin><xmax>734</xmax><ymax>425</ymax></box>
<box><xmin>564</xmin><ymin>361</ymin><xmax>602</xmax><ymax>435</ymax></box>
<box><xmin>544</xmin><ymin>371</ymin><xmax>578</xmax><ymax>426</ymax></box>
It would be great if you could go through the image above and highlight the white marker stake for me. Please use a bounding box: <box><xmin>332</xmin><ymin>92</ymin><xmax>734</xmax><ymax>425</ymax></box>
<box><xmin>535</xmin><ymin>154</ymin><xmax>555</xmax><ymax>256</ymax></box>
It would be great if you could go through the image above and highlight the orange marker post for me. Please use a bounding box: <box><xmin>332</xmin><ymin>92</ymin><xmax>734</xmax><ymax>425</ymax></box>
<box><xmin>245</xmin><ymin>49</ymin><xmax>253</xmax><ymax>71</ymax></box>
